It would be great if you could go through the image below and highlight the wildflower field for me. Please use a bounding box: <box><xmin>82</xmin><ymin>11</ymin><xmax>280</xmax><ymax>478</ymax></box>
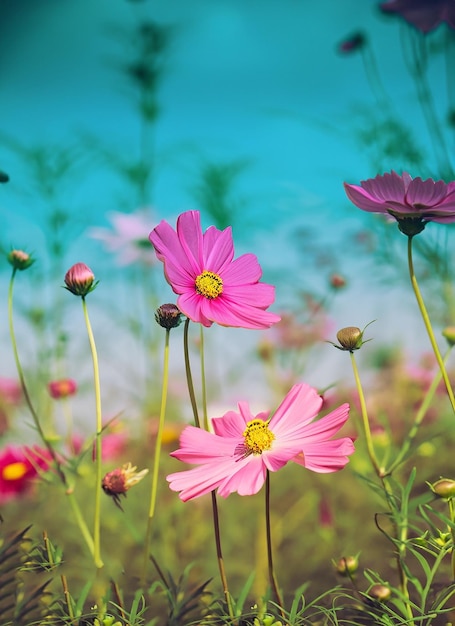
<box><xmin>4</xmin><ymin>1</ymin><xmax>455</xmax><ymax>625</ymax></box>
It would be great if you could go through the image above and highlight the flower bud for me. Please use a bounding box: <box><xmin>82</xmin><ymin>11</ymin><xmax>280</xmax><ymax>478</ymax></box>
<box><xmin>102</xmin><ymin>462</ymin><xmax>148</xmax><ymax>509</ymax></box>
<box><xmin>155</xmin><ymin>303</ymin><xmax>183</xmax><ymax>329</ymax></box>
<box><xmin>335</xmin><ymin>555</ymin><xmax>359</xmax><ymax>576</ymax></box>
<box><xmin>47</xmin><ymin>379</ymin><xmax>77</xmax><ymax>399</ymax></box>
<box><xmin>430</xmin><ymin>478</ymin><xmax>455</xmax><ymax>499</ymax></box>
<box><xmin>330</xmin><ymin>321</ymin><xmax>374</xmax><ymax>352</ymax></box>
<box><xmin>336</xmin><ymin>327</ymin><xmax>362</xmax><ymax>350</ymax></box>
<box><xmin>442</xmin><ymin>326</ymin><xmax>455</xmax><ymax>347</ymax></box>
<box><xmin>329</xmin><ymin>274</ymin><xmax>347</xmax><ymax>289</ymax></box>
<box><xmin>337</xmin><ymin>31</ymin><xmax>366</xmax><ymax>54</ymax></box>
<box><xmin>368</xmin><ymin>584</ymin><xmax>391</xmax><ymax>602</ymax></box>
<box><xmin>64</xmin><ymin>263</ymin><xmax>98</xmax><ymax>297</ymax></box>
<box><xmin>7</xmin><ymin>249</ymin><xmax>34</xmax><ymax>271</ymax></box>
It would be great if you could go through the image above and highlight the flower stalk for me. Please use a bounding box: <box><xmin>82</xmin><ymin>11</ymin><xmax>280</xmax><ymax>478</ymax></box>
<box><xmin>407</xmin><ymin>235</ymin><xmax>455</xmax><ymax>414</ymax></box>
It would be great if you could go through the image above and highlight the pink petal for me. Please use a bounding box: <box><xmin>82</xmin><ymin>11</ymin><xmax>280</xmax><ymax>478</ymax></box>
<box><xmin>176</xmin><ymin>211</ymin><xmax>204</xmax><ymax>275</ymax></box>
<box><xmin>222</xmin><ymin>253</ymin><xmax>263</xmax><ymax>285</ymax></box>
<box><xmin>344</xmin><ymin>182</ymin><xmax>389</xmax><ymax>213</ymax></box>
<box><xmin>203</xmin><ymin>297</ymin><xmax>281</xmax><ymax>329</ymax></box>
<box><xmin>177</xmin><ymin>291</ymin><xmax>214</xmax><ymax>327</ymax></box>
<box><xmin>149</xmin><ymin>220</ymin><xmax>196</xmax><ymax>287</ymax></box>
<box><xmin>292</xmin><ymin>438</ymin><xmax>355</xmax><ymax>473</ymax></box>
<box><xmin>405</xmin><ymin>177</ymin><xmax>449</xmax><ymax>207</ymax></box>
<box><xmin>270</xmin><ymin>383</ymin><xmax>323</xmax><ymax>436</ymax></box>
<box><xmin>170</xmin><ymin>426</ymin><xmax>236</xmax><ymax>463</ymax></box>
<box><xmin>292</xmin><ymin>404</ymin><xmax>350</xmax><ymax>443</ymax></box>
<box><xmin>203</xmin><ymin>225</ymin><xmax>235</xmax><ymax>273</ymax></box>
<box><xmin>212</xmin><ymin>403</ymin><xmax>268</xmax><ymax>437</ymax></box>
<box><xmin>217</xmin><ymin>456</ymin><xmax>267</xmax><ymax>496</ymax></box>
<box><xmin>167</xmin><ymin>459</ymin><xmax>238</xmax><ymax>501</ymax></box>
<box><xmin>223</xmin><ymin>283</ymin><xmax>277</xmax><ymax>309</ymax></box>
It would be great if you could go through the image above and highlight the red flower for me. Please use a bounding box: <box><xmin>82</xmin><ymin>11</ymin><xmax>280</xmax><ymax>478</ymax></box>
<box><xmin>0</xmin><ymin>445</ymin><xmax>50</xmax><ymax>503</ymax></box>
<box><xmin>48</xmin><ymin>379</ymin><xmax>78</xmax><ymax>399</ymax></box>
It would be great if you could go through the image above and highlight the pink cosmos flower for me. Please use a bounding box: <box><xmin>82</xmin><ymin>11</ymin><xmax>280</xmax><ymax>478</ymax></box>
<box><xmin>89</xmin><ymin>209</ymin><xmax>158</xmax><ymax>266</ymax></box>
<box><xmin>380</xmin><ymin>0</ymin><xmax>455</xmax><ymax>34</ymax></box>
<box><xmin>149</xmin><ymin>210</ymin><xmax>280</xmax><ymax>329</ymax></box>
<box><xmin>344</xmin><ymin>171</ymin><xmax>455</xmax><ymax>235</ymax></box>
<box><xmin>48</xmin><ymin>378</ymin><xmax>78</xmax><ymax>399</ymax></box>
<box><xmin>167</xmin><ymin>382</ymin><xmax>354</xmax><ymax>501</ymax></box>
<box><xmin>0</xmin><ymin>445</ymin><xmax>50</xmax><ymax>503</ymax></box>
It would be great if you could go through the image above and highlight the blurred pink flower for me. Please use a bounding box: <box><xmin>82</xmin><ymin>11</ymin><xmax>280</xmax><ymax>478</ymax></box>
<box><xmin>0</xmin><ymin>445</ymin><xmax>50</xmax><ymax>503</ymax></box>
<box><xmin>0</xmin><ymin>378</ymin><xmax>22</xmax><ymax>405</ymax></box>
<box><xmin>149</xmin><ymin>210</ymin><xmax>280</xmax><ymax>329</ymax></box>
<box><xmin>72</xmin><ymin>428</ymin><xmax>128</xmax><ymax>462</ymax></box>
<box><xmin>380</xmin><ymin>0</ymin><xmax>455</xmax><ymax>34</ymax></box>
<box><xmin>89</xmin><ymin>209</ymin><xmax>158</xmax><ymax>266</ymax></box>
<box><xmin>167</xmin><ymin>382</ymin><xmax>353</xmax><ymax>501</ymax></box>
<box><xmin>344</xmin><ymin>171</ymin><xmax>455</xmax><ymax>233</ymax></box>
<box><xmin>48</xmin><ymin>378</ymin><xmax>77</xmax><ymax>399</ymax></box>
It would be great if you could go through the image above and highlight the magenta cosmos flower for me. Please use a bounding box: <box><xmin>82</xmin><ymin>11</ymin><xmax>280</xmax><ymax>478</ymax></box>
<box><xmin>380</xmin><ymin>0</ymin><xmax>455</xmax><ymax>34</ymax></box>
<box><xmin>149</xmin><ymin>210</ymin><xmax>281</xmax><ymax>329</ymax></box>
<box><xmin>0</xmin><ymin>445</ymin><xmax>50</xmax><ymax>503</ymax></box>
<box><xmin>167</xmin><ymin>382</ymin><xmax>354</xmax><ymax>501</ymax></box>
<box><xmin>344</xmin><ymin>171</ymin><xmax>455</xmax><ymax>236</ymax></box>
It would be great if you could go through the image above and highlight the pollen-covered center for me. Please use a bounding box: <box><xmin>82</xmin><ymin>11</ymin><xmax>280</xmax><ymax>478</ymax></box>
<box><xmin>2</xmin><ymin>461</ymin><xmax>28</xmax><ymax>481</ymax></box>
<box><xmin>242</xmin><ymin>419</ymin><xmax>275</xmax><ymax>455</ymax></box>
<box><xmin>195</xmin><ymin>270</ymin><xmax>223</xmax><ymax>299</ymax></box>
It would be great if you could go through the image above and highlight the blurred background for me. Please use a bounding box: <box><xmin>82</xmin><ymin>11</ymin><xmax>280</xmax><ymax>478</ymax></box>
<box><xmin>2</xmin><ymin>1</ymin><xmax>455</xmax><ymax>620</ymax></box>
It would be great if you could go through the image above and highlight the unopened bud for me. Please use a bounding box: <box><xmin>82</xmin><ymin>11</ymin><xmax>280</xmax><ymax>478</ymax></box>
<box><xmin>330</xmin><ymin>274</ymin><xmax>347</xmax><ymax>289</ymax></box>
<box><xmin>64</xmin><ymin>263</ymin><xmax>98</xmax><ymax>297</ymax></box>
<box><xmin>335</xmin><ymin>555</ymin><xmax>359</xmax><ymax>576</ymax></box>
<box><xmin>48</xmin><ymin>379</ymin><xmax>77</xmax><ymax>399</ymax></box>
<box><xmin>8</xmin><ymin>249</ymin><xmax>34</xmax><ymax>271</ymax></box>
<box><xmin>330</xmin><ymin>321</ymin><xmax>374</xmax><ymax>352</ymax></box>
<box><xmin>368</xmin><ymin>584</ymin><xmax>391</xmax><ymax>602</ymax></box>
<box><xmin>431</xmin><ymin>478</ymin><xmax>455</xmax><ymax>499</ymax></box>
<box><xmin>155</xmin><ymin>303</ymin><xmax>182</xmax><ymax>329</ymax></box>
<box><xmin>442</xmin><ymin>326</ymin><xmax>455</xmax><ymax>347</ymax></box>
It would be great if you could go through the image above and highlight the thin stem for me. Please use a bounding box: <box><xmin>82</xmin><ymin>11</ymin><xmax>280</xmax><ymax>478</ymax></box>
<box><xmin>211</xmin><ymin>491</ymin><xmax>234</xmax><ymax>619</ymax></box>
<box><xmin>448</xmin><ymin>498</ymin><xmax>455</xmax><ymax>581</ymax></box>
<box><xmin>387</xmin><ymin>348</ymin><xmax>451</xmax><ymax>474</ymax></box>
<box><xmin>142</xmin><ymin>328</ymin><xmax>170</xmax><ymax>584</ymax></box>
<box><xmin>8</xmin><ymin>269</ymin><xmax>67</xmax><ymax>485</ymax></box>
<box><xmin>200</xmin><ymin>325</ymin><xmax>209</xmax><ymax>430</ymax></box>
<box><xmin>81</xmin><ymin>296</ymin><xmax>104</xmax><ymax>569</ymax></box>
<box><xmin>265</xmin><ymin>472</ymin><xmax>286</xmax><ymax>620</ymax></box>
<box><xmin>183</xmin><ymin>317</ymin><xmax>200</xmax><ymax>428</ymax></box>
<box><xmin>349</xmin><ymin>351</ymin><xmax>381</xmax><ymax>476</ymax></box>
<box><xmin>184</xmin><ymin>320</ymin><xmax>233</xmax><ymax>617</ymax></box>
<box><xmin>407</xmin><ymin>236</ymin><xmax>455</xmax><ymax>414</ymax></box>
<box><xmin>66</xmin><ymin>489</ymin><xmax>95</xmax><ymax>555</ymax></box>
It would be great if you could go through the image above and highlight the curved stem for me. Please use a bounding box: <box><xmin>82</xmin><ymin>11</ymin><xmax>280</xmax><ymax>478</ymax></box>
<box><xmin>211</xmin><ymin>491</ymin><xmax>234</xmax><ymax>618</ymax></box>
<box><xmin>8</xmin><ymin>269</ymin><xmax>94</xmax><ymax>557</ymax></box>
<box><xmin>265</xmin><ymin>472</ymin><xmax>286</xmax><ymax>620</ymax></box>
<box><xmin>407</xmin><ymin>236</ymin><xmax>455</xmax><ymax>414</ymax></box>
<box><xmin>8</xmin><ymin>269</ymin><xmax>67</xmax><ymax>486</ymax></box>
<box><xmin>142</xmin><ymin>328</ymin><xmax>170</xmax><ymax>584</ymax></box>
<box><xmin>349</xmin><ymin>351</ymin><xmax>381</xmax><ymax>476</ymax></box>
<box><xmin>81</xmin><ymin>296</ymin><xmax>104</xmax><ymax>569</ymax></box>
<box><xmin>183</xmin><ymin>318</ymin><xmax>200</xmax><ymax>428</ymax></box>
<box><xmin>200</xmin><ymin>325</ymin><xmax>209</xmax><ymax>430</ymax></box>
<box><xmin>387</xmin><ymin>348</ymin><xmax>450</xmax><ymax>474</ymax></box>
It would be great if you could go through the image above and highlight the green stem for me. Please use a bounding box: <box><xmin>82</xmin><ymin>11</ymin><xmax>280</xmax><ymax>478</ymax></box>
<box><xmin>407</xmin><ymin>236</ymin><xmax>455</xmax><ymax>414</ymax></box>
<box><xmin>387</xmin><ymin>349</ymin><xmax>450</xmax><ymax>474</ymax></box>
<box><xmin>449</xmin><ymin>498</ymin><xmax>455</xmax><ymax>581</ymax></box>
<box><xmin>8</xmin><ymin>268</ymin><xmax>94</xmax><ymax>558</ymax></box>
<box><xmin>142</xmin><ymin>328</ymin><xmax>170</xmax><ymax>584</ymax></box>
<box><xmin>183</xmin><ymin>320</ymin><xmax>233</xmax><ymax>617</ymax></box>
<box><xmin>183</xmin><ymin>318</ymin><xmax>200</xmax><ymax>428</ymax></box>
<box><xmin>265</xmin><ymin>472</ymin><xmax>286</xmax><ymax>620</ymax></box>
<box><xmin>349</xmin><ymin>351</ymin><xmax>381</xmax><ymax>476</ymax></box>
<box><xmin>81</xmin><ymin>296</ymin><xmax>104</xmax><ymax>569</ymax></box>
<box><xmin>210</xmin><ymin>491</ymin><xmax>234</xmax><ymax>619</ymax></box>
<box><xmin>200</xmin><ymin>325</ymin><xmax>209</xmax><ymax>430</ymax></box>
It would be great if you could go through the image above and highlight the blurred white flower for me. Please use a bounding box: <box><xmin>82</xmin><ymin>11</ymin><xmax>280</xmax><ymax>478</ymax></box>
<box><xmin>89</xmin><ymin>208</ymin><xmax>157</xmax><ymax>266</ymax></box>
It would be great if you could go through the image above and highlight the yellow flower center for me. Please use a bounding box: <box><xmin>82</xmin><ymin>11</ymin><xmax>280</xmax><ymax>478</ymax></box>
<box><xmin>242</xmin><ymin>419</ymin><xmax>275</xmax><ymax>455</ymax></box>
<box><xmin>2</xmin><ymin>461</ymin><xmax>28</xmax><ymax>481</ymax></box>
<box><xmin>195</xmin><ymin>270</ymin><xmax>223</xmax><ymax>299</ymax></box>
